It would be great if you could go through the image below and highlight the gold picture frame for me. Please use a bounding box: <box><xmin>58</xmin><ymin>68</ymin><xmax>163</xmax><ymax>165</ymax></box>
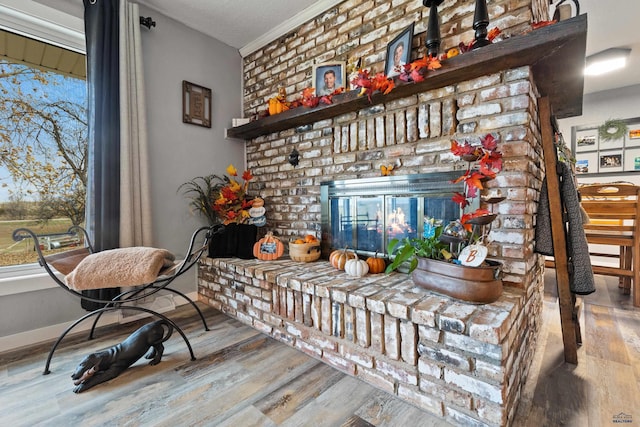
<box><xmin>182</xmin><ymin>80</ymin><xmax>211</xmax><ymax>128</ymax></box>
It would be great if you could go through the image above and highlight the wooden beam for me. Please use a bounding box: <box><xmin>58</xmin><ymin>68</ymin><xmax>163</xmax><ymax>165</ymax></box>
<box><xmin>539</xmin><ymin>96</ymin><xmax>579</xmax><ymax>365</ymax></box>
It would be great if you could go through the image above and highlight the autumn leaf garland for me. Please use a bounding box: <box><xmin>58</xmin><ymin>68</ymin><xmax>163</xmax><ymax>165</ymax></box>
<box><xmin>350</xmin><ymin>55</ymin><xmax>442</xmax><ymax>101</ymax></box>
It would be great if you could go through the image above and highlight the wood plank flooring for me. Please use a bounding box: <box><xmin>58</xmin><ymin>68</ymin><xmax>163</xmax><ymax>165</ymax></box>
<box><xmin>1</xmin><ymin>272</ymin><xmax>639</xmax><ymax>426</ymax></box>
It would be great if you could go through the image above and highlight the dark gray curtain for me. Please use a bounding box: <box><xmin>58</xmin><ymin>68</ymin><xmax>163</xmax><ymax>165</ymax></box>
<box><xmin>82</xmin><ymin>0</ymin><xmax>121</xmax><ymax>310</ymax></box>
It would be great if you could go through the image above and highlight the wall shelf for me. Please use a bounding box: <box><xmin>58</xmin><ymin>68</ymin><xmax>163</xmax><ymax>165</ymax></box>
<box><xmin>227</xmin><ymin>15</ymin><xmax>587</xmax><ymax>141</ymax></box>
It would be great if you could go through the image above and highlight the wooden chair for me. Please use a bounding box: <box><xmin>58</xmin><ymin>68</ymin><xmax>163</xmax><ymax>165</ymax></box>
<box><xmin>579</xmin><ymin>183</ymin><xmax>640</xmax><ymax>307</ymax></box>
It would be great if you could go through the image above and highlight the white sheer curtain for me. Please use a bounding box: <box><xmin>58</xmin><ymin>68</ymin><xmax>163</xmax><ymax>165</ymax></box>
<box><xmin>119</xmin><ymin>0</ymin><xmax>152</xmax><ymax>247</ymax></box>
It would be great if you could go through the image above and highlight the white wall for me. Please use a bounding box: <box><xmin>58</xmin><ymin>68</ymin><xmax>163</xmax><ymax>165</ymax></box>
<box><xmin>0</xmin><ymin>2</ymin><xmax>244</xmax><ymax>345</ymax></box>
<box><xmin>139</xmin><ymin>3</ymin><xmax>244</xmax><ymax>272</ymax></box>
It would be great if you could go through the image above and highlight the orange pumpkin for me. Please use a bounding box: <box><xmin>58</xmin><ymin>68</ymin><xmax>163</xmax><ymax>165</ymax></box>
<box><xmin>304</xmin><ymin>234</ymin><xmax>318</xmax><ymax>243</ymax></box>
<box><xmin>253</xmin><ymin>232</ymin><xmax>284</xmax><ymax>260</ymax></box>
<box><xmin>329</xmin><ymin>248</ymin><xmax>357</xmax><ymax>270</ymax></box>
<box><xmin>268</xmin><ymin>97</ymin><xmax>289</xmax><ymax>116</ymax></box>
<box><xmin>366</xmin><ymin>251</ymin><xmax>386</xmax><ymax>274</ymax></box>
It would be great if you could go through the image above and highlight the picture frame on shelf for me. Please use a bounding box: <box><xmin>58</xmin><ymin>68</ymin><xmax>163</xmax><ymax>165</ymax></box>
<box><xmin>385</xmin><ymin>23</ymin><xmax>414</xmax><ymax>78</ymax></box>
<box><xmin>182</xmin><ymin>80</ymin><xmax>211</xmax><ymax>128</ymax></box>
<box><xmin>312</xmin><ymin>62</ymin><xmax>346</xmax><ymax>96</ymax></box>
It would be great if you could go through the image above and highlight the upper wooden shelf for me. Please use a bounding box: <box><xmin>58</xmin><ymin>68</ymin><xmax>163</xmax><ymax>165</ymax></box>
<box><xmin>228</xmin><ymin>15</ymin><xmax>587</xmax><ymax>140</ymax></box>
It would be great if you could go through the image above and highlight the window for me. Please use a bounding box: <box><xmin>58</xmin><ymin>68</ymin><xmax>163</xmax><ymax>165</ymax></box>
<box><xmin>0</xmin><ymin>29</ymin><xmax>87</xmax><ymax>267</ymax></box>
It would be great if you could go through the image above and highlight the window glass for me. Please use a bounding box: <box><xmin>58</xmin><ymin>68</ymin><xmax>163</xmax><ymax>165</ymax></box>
<box><xmin>0</xmin><ymin>33</ymin><xmax>87</xmax><ymax>267</ymax></box>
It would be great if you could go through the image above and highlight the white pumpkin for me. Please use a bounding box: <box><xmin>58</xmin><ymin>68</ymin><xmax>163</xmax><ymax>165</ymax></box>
<box><xmin>345</xmin><ymin>258</ymin><xmax>369</xmax><ymax>277</ymax></box>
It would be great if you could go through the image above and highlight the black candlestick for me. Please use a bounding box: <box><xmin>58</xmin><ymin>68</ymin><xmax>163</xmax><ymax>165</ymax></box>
<box><xmin>472</xmin><ymin>0</ymin><xmax>491</xmax><ymax>49</ymax></box>
<box><xmin>423</xmin><ymin>0</ymin><xmax>444</xmax><ymax>58</ymax></box>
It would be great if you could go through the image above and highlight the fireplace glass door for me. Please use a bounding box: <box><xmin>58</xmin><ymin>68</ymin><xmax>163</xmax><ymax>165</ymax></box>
<box><xmin>321</xmin><ymin>172</ymin><xmax>469</xmax><ymax>258</ymax></box>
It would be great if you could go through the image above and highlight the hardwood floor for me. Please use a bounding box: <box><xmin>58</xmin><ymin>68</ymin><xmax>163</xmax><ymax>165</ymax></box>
<box><xmin>1</xmin><ymin>273</ymin><xmax>639</xmax><ymax>426</ymax></box>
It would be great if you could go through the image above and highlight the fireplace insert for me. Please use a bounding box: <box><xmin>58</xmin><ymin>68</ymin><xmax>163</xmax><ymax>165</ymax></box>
<box><xmin>320</xmin><ymin>171</ymin><xmax>475</xmax><ymax>258</ymax></box>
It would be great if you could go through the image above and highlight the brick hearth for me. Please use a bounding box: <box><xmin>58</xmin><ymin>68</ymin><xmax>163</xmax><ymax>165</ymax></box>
<box><xmin>198</xmin><ymin>257</ymin><xmax>540</xmax><ymax>426</ymax></box>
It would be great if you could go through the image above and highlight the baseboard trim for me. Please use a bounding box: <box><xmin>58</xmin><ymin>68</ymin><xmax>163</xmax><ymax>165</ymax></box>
<box><xmin>0</xmin><ymin>291</ymin><xmax>198</xmax><ymax>354</ymax></box>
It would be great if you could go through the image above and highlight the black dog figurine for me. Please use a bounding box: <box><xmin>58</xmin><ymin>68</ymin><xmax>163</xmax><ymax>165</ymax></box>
<box><xmin>71</xmin><ymin>319</ymin><xmax>173</xmax><ymax>393</ymax></box>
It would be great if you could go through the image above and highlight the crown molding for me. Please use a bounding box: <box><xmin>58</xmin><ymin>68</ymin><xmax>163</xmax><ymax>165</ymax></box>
<box><xmin>0</xmin><ymin>0</ymin><xmax>84</xmax><ymax>53</ymax></box>
<box><xmin>239</xmin><ymin>0</ymin><xmax>343</xmax><ymax>58</ymax></box>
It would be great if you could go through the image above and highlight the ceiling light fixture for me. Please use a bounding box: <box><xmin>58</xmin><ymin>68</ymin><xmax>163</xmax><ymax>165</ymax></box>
<box><xmin>584</xmin><ymin>47</ymin><xmax>631</xmax><ymax>76</ymax></box>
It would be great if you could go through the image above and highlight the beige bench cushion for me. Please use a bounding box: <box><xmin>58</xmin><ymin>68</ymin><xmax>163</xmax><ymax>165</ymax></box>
<box><xmin>65</xmin><ymin>247</ymin><xmax>175</xmax><ymax>291</ymax></box>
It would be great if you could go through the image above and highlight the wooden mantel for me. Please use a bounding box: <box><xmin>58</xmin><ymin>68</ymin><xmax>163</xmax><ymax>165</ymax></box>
<box><xmin>228</xmin><ymin>15</ymin><xmax>587</xmax><ymax>140</ymax></box>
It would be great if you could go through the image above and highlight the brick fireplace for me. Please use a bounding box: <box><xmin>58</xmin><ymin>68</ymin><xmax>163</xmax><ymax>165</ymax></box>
<box><xmin>199</xmin><ymin>1</ymin><xmax>586</xmax><ymax>425</ymax></box>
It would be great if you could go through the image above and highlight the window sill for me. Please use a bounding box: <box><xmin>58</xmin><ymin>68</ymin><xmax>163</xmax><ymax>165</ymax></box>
<box><xmin>0</xmin><ymin>264</ymin><xmax>60</xmax><ymax>297</ymax></box>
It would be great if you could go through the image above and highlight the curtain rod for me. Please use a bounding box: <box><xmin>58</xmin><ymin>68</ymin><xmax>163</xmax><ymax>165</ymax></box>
<box><xmin>140</xmin><ymin>16</ymin><xmax>156</xmax><ymax>29</ymax></box>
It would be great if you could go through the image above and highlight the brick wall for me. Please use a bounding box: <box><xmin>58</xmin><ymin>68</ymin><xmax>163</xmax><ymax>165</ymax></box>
<box><xmin>242</xmin><ymin>0</ymin><xmax>549</xmax><ymax>118</ymax></box>
<box><xmin>247</xmin><ymin>67</ymin><xmax>544</xmax><ymax>293</ymax></box>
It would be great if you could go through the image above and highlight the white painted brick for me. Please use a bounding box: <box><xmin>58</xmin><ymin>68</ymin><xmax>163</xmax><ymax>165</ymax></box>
<box><xmin>375</xmin><ymin>359</ymin><xmax>418</xmax><ymax>386</ymax></box>
<box><xmin>358</xmin><ymin>367</ymin><xmax>395</xmax><ymax>393</ymax></box>
<box><xmin>397</xmin><ymin>384</ymin><xmax>444</xmax><ymax>417</ymax></box>
<box><xmin>370</xmin><ymin>312</ymin><xmax>385</xmax><ymax>353</ymax></box>
<box><xmin>338</xmin><ymin>344</ymin><xmax>374</xmax><ymax>368</ymax></box>
<box><xmin>468</xmin><ymin>308</ymin><xmax>511</xmax><ymax>345</ymax></box>
<box><xmin>418</xmin><ymin>357</ymin><xmax>442</xmax><ymax>379</ymax></box>
<box><xmin>439</xmin><ymin>303</ymin><xmax>477</xmax><ymax>334</ymax></box>
<box><xmin>444</xmin><ymin>331</ymin><xmax>504</xmax><ymax>361</ymax></box>
<box><xmin>399</xmin><ymin>320</ymin><xmax>418</xmax><ymax>365</ymax></box>
<box><xmin>322</xmin><ymin>350</ymin><xmax>356</xmax><ymax>375</ymax></box>
<box><xmin>444</xmin><ymin>368</ymin><xmax>504</xmax><ymax>404</ymax></box>
<box><xmin>356</xmin><ymin>308</ymin><xmax>371</xmax><ymax>348</ymax></box>
<box><xmin>384</xmin><ymin>315</ymin><xmax>400</xmax><ymax>360</ymax></box>
<box><xmin>308</xmin><ymin>333</ymin><xmax>337</xmax><ymax>352</ymax></box>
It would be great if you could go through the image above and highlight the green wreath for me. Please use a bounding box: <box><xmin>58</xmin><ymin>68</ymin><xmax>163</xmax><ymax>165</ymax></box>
<box><xmin>599</xmin><ymin>119</ymin><xmax>628</xmax><ymax>142</ymax></box>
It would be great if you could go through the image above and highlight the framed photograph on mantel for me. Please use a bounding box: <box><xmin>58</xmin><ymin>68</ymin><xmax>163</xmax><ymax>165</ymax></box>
<box><xmin>182</xmin><ymin>80</ymin><xmax>211</xmax><ymax>128</ymax></box>
<box><xmin>385</xmin><ymin>23</ymin><xmax>414</xmax><ymax>78</ymax></box>
<box><xmin>313</xmin><ymin>62</ymin><xmax>346</xmax><ymax>96</ymax></box>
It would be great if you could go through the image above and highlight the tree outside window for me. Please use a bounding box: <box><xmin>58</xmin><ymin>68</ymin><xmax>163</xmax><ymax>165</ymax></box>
<box><xmin>0</xmin><ymin>59</ymin><xmax>87</xmax><ymax>266</ymax></box>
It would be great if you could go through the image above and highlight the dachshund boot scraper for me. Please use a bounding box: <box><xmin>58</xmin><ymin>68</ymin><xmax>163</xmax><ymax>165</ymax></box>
<box><xmin>71</xmin><ymin>319</ymin><xmax>173</xmax><ymax>393</ymax></box>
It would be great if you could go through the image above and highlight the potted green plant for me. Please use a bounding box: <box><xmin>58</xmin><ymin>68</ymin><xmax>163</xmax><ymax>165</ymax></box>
<box><xmin>386</xmin><ymin>134</ymin><xmax>504</xmax><ymax>304</ymax></box>
<box><xmin>385</xmin><ymin>221</ymin><xmax>448</xmax><ymax>274</ymax></box>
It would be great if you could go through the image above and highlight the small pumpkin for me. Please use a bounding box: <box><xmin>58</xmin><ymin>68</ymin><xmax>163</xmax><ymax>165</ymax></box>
<box><xmin>329</xmin><ymin>248</ymin><xmax>357</xmax><ymax>270</ymax></box>
<box><xmin>366</xmin><ymin>251</ymin><xmax>386</xmax><ymax>274</ymax></box>
<box><xmin>253</xmin><ymin>232</ymin><xmax>284</xmax><ymax>260</ymax></box>
<box><xmin>268</xmin><ymin>97</ymin><xmax>289</xmax><ymax>116</ymax></box>
<box><xmin>345</xmin><ymin>258</ymin><xmax>369</xmax><ymax>277</ymax></box>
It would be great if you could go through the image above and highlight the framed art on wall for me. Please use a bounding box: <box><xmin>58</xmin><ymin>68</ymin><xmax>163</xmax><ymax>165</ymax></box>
<box><xmin>575</xmin><ymin>151</ymin><xmax>598</xmax><ymax>174</ymax></box>
<box><xmin>182</xmin><ymin>80</ymin><xmax>211</xmax><ymax>128</ymax></box>
<box><xmin>599</xmin><ymin>150</ymin><xmax>623</xmax><ymax>172</ymax></box>
<box><xmin>571</xmin><ymin>116</ymin><xmax>640</xmax><ymax>176</ymax></box>
<box><xmin>624</xmin><ymin>147</ymin><xmax>640</xmax><ymax>171</ymax></box>
<box><xmin>575</xmin><ymin>129</ymin><xmax>598</xmax><ymax>152</ymax></box>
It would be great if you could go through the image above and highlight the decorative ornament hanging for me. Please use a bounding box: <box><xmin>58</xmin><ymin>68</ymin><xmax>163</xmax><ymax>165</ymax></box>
<box><xmin>598</xmin><ymin>119</ymin><xmax>628</xmax><ymax>142</ymax></box>
<box><xmin>288</xmin><ymin>148</ymin><xmax>300</xmax><ymax>167</ymax></box>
